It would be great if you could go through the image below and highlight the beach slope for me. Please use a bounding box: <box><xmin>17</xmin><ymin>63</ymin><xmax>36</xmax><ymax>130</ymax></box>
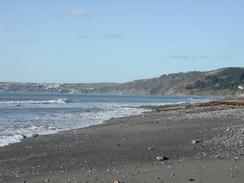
<box><xmin>1</xmin><ymin>101</ymin><xmax>244</xmax><ymax>182</ymax></box>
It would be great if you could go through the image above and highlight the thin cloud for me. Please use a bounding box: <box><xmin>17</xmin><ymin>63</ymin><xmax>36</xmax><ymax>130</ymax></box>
<box><xmin>168</xmin><ymin>55</ymin><xmax>208</xmax><ymax>59</ymax></box>
<box><xmin>53</xmin><ymin>35</ymin><xmax>63</xmax><ymax>40</ymax></box>
<box><xmin>47</xmin><ymin>10</ymin><xmax>57</xmax><ymax>17</ymax></box>
<box><xmin>77</xmin><ymin>34</ymin><xmax>89</xmax><ymax>39</ymax></box>
<box><xmin>101</xmin><ymin>33</ymin><xmax>125</xmax><ymax>39</ymax></box>
<box><xmin>171</xmin><ymin>41</ymin><xmax>181</xmax><ymax>46</ymax></box>
<box><xmin>169</xmin><ymin>55</ymin><xmax>193</xmax><ymax>59</ymax></box>
<box><xmin>70</xmin><ymin>8</ymin><xmax>91</xmax><ymax>17</ymax></box>
<box><xmin>16</xmin><ymin>37</ymin><xmax>36</xmax><ymax>44</ymax></box>
<box><xmin>115</xmin><ymin>58</ymin><xmax>126</xmax><ymax>63</ymax></box>
<box><xmin>199</xmin><ymin>56</ymin><xmax>208</xmax><ymax>59</ymax></box>
<box><xmin>217</xmin><ymin>54</ymin><xmax>231</xmax><ymax>59</ymax></box>
<box><xmin>2</xmin><ymin>26</ymin><xmax>11</xmax><ymax>31</ymax></box>
<box><xmin>57</xmin><ymin>50</ymin><xmax>64</xmax><ymax>55</ymax></box>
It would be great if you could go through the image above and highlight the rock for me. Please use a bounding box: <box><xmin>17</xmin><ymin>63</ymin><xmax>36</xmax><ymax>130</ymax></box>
<box><xmin>234</xmin><ymin>157</ymin><xmax>239</xmax><ymax>161</ymax></box>
<box><xmin>148</xmin><ymin>147</ymin><xmax>154</xmax><ymax>151</ymax></box>
<box><xmin>49</xmin><ymin>127</ymin><xmax>56</xmax><ymax>130</ymax></box>
<box><xmin>202</xmin><ymin>152</ymin><xmax>207</xmax><ymax>157</ymax></box>
<box><xmin>32</xmin><ymin>134</ymin><xmax>39</xmax><ymax>138</ymax></box>
<box><xmin>24</xmin><ymin>181</ymin><xmax>28</xmax><ymax>183</ymax></box>
<box><xmin>214</xmin><ymin>154</ymin><xmax>220</xmax><ymax>158</ymax></box>
<box><xmin>188</xmin><ymin>178</ymin><xmax>195</xmax><ymax>181</ymax></box>
<box><xmin>156</xmin><ymin>156</ymin><xmax>169</xmax><ymax>161</ymax></box>
<box><xmin>21</xmin><ymin>135</ymin><xmax>27</xmax><ymax>139</ymax></box>
<box><xmin>116</xmin><ymin>143</ymin><xmax>121</xmax><ymax>147</ymax></box>
<box><xmin>226</xmin><ymin>127</ymin><xmax>231</xmax><ymax>131</ymax></box>
<box><xmin>191</xmin><ymin>139</ymin><xmax>201</xmax><ymax>144</ymax></box>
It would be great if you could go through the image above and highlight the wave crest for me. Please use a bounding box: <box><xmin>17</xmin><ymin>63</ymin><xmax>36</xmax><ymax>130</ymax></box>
<box><xmin>0</xmin><ymin>98</ymin><xmax>68</xmax><ymax>105</ymax></box>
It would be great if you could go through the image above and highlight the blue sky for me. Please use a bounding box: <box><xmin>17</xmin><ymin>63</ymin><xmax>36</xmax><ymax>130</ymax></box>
<box><xmin>0</xmin><ymin>0</ymin><xmax>243</xmax><ymax>83</ymax></box>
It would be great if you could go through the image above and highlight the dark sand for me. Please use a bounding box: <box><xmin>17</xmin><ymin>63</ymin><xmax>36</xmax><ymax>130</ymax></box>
<box><xmin>1</xmin><ymin>101</ymin><xmax>244</xmax><ymax>183</ymax></box>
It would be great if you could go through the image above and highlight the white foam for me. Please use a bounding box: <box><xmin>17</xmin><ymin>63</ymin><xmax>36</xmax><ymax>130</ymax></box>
<box><xmin>0</xmin><ymin>134</ymin><xmax>23</xmax><ymax>147</ymax></box>
<box><xmin>0</xmin><ymin>104</ymin><xmax>148</xmax><ymax>147</ymax></box>
<box><xmin>0</xmin><ymin>125</ymin><xmax>60</xmax><ymax>147</ymax></box>
<box><xmin>0</xmin><ymin>96</ymin><xmax>215</xmax><ymax>147</ymax></box>
<box><xmin>0</xmin><ymin>98</ymin><xmax>67</xmax><ymax>105</ymax></box>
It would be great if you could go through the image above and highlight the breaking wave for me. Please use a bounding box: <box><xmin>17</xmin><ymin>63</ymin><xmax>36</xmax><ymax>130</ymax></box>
<box><xmin>0</xmin><ymin>98</ymin><xmax>68</xmax><ymax>105</ymax></box>
<box><xmin>0</xmin><ymin>93</ymin><xmax>218</xmax><ymax>147</ymax></box>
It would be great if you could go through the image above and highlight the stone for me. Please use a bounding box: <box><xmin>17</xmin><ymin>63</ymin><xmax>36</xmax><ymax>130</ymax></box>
<box><xmin>32</xmin><ymin>134</ymin><xmax>39</xmax><ymax>138</ymax></box>
<box><xmin>156</xmin><ymin>156</ymin><xmax>169</xmax><ymax>161</ymax></box>
<box><xmin>21</xmin><ymin>135</ymin><xmax>27</xmax><ymax>139</ymax></box>
<box><xmin>191</xmin><ymin>140</ymin><xmax>201</xmax><ymax>144</ymax></box>
<box><xmin>214</xmin><ymin>154</ymin><xmax>220</xmax><ymax>158</ymax></box>
<box><xmin>226</xmin><ymin>127</ymin><xmax>231</xmax><ymax>131</ymax></box>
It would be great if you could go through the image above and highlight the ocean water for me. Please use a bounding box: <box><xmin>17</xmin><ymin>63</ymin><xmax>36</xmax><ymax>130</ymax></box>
<box><xmin>0</xmin><ymin>92</ymin><xmax>218</xmax><ymax>147</ymax></box>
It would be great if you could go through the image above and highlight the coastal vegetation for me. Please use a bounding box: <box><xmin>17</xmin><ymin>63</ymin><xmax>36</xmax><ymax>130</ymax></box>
<box><xmin>0</xmin><ymin>67</ymin><xmax>243</xmax><ymax>96</ymax></box>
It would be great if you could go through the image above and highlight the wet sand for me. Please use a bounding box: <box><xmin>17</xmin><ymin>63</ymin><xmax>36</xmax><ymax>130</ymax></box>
<box><xmin>1</xmin><ymin>100</ymin><xmax>244</xmax><ymax>183</ymax></box>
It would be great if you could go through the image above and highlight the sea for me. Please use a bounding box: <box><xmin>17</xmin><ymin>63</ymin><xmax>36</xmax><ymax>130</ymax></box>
<box><xmin>0</xmin><ymin>92</ymin><xmax>219</xmax><ymax>147</ymax></box>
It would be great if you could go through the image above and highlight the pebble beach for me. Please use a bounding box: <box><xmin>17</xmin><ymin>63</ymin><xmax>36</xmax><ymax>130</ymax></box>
<box><xmin>1</xmin><ymin>99</ymin><xmax>244</xmax><ymax>183</ymax></box>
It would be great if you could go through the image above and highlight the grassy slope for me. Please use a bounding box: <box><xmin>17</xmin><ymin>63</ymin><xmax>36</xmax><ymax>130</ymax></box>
<box><xmin>101</xmin><ymin>67</ymin><xmax>244</xmax><ymax>96</ymax></box>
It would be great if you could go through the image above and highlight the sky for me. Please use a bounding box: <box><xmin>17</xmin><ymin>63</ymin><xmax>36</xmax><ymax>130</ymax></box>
<box><xmin>0</xmin><ymin>0</ymin><xmax>243</xmax><ymax>83</ymax></box>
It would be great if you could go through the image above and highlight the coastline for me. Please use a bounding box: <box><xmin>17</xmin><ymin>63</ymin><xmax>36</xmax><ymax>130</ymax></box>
<box><xmin>1</xmin><ymin>98</ymin><xmax>244</xmax><ymax>182</ymax></box>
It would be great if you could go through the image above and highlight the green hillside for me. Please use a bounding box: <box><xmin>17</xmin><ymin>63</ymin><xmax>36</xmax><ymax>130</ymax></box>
<box><xmin>101</xmin><ymin>67</ymin><xmax>244</xmax><ymax>96</ymax></box>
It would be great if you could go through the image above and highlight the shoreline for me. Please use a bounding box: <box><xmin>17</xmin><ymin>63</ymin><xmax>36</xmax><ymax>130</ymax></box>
<box><xmin>0</xmin><ymin>97</ymin><xmax>212</xmax><ymax>148</ymax></box>
<box><xmin>1</xmin><ymin>98</ymin><xmax>244</xmax><ymax>182</ymax></box>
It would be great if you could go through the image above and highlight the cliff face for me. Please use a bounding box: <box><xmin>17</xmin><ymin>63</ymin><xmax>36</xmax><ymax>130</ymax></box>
<box><xmin>1</xmin><ymin>67</ymin><xmax>243</xmax><ymax>96</ymax></box>
<box><xmin>100</xmin><ymin>67</ymin><xmax>244</xmax><ymax>96</ymax></box>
